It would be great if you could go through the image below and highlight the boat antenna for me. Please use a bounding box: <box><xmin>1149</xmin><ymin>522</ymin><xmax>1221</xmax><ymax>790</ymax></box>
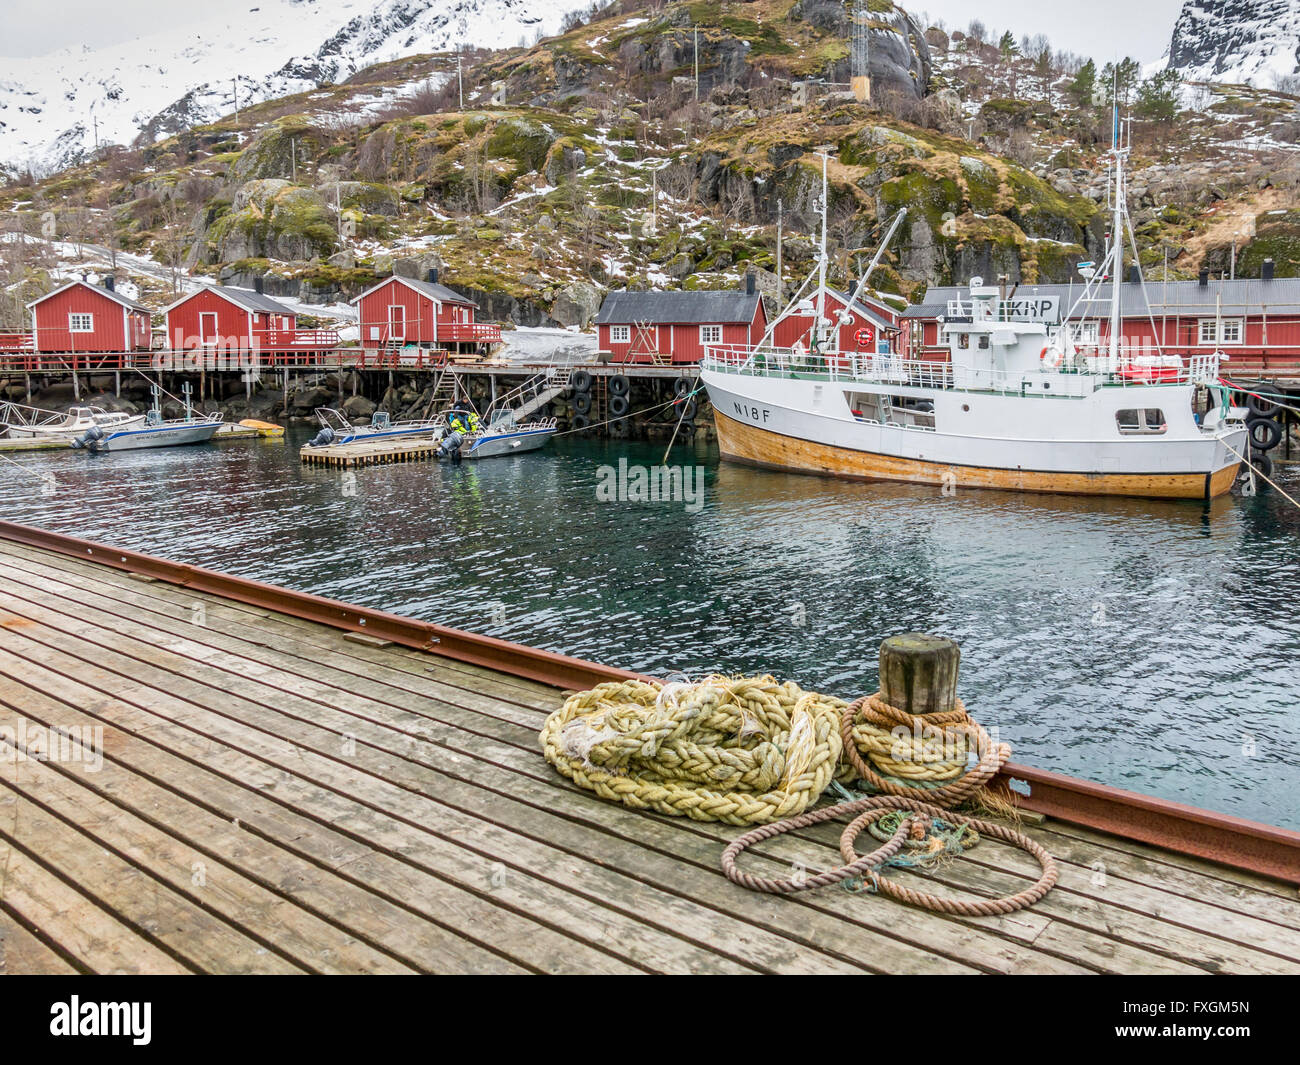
<box><xmin>815</xmin><ymin>148</ymin><xmax>830</xmax><ymax>352</ymax></box>
<box><xmin>1108</xmin><ymin>99</ymin><xmax>1125</xmax><ymax>371</ymax></box>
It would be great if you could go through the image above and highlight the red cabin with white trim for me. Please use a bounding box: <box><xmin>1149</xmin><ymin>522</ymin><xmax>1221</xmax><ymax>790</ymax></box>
<box><xmin>594</xmin><ymin>288</ymin><xmax>768</xmax><ymax>364</ymax></box>
<box><xmin>352</xmin><ymin>272</ymin><xmax>500</xmax><ymax>349</ymax></box>
<box><xmin>770</xmin><ymin>288</ymin><xmax>900</xmax><ymax>355</ymax></box>
<box><xmin>163</xmin><ymin>286</ymin><xmax>298</xmax><ymax>352</ymax></box>
<box><xmin>27</xmin><ymin>279</ymin><xmax>151</xmax><ymax>353</ymax></box>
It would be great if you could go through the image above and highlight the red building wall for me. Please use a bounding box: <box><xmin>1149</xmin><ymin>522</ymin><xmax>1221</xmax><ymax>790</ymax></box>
<box><xmin>166</xmin><ymin>290</ymin><xmax>295</xmax><ymax>350</ymax></box>
<box><xmin>598</xmin><ymin>305</ymin><xmax>767</xmax><ymax>364</ymax></box>
<box><xmin>32</xmin><ymin>284</ymin><xmax>151</xmax><ymax>353</ymax></box>
<box><xmin>358</xmin><ymin>279</ymin><xmax>476</xmax><ymax>345</ymax></box>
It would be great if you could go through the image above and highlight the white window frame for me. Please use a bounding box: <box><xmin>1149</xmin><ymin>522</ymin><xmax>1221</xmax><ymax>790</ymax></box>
<box><xmin>68</xmin><ymin>312</ymin><xmax>93</xmax><ymax>333</ymax></box>
<box><xmin>1116</xmin><ymin>408</ymin><xmax>1168</xmax><ymax>435</ymax></box>
<box><xmin>699</xmin><ymin>324</ymin><xmax>723</xmax><ymax>346</ymax></box>
<box><xmin>1199</xmin><ymin>318</ymin><xmax>1243</xmax><ymax>345</ymax></box>
<box><xmin>610</xmin><ymin>324</ymin><xmax>630</xmax><ymax>344</ymax></box>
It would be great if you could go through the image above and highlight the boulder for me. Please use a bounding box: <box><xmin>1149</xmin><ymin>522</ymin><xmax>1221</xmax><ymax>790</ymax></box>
<box><xmin>550</xmin><ymin>281</ymin><xmax>603</xmax><ymax>328</ymax></box>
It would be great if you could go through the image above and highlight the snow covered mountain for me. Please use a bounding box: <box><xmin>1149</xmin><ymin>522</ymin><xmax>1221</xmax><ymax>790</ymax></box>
<box><xmin>0</xmin><ymin>0</ymin><xmax>586</xmax><ymax>176</ymax></box>
<box><xmin>1165</xmin><ymin>0</ymin><xmax>1300</xmax><ymax>87</ymax></box>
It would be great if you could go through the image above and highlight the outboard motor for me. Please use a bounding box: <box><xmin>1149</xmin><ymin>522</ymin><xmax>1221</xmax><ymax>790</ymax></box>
<box><xmin>437</xmin><ymin>430</ymin><xmax>465</xmax><ymax>463</ymax></box>
<box><xmin>71</xmin><ymin>425</ymin><xmax>105</xmax><ymax>450</ymax></box>
<box><xmin>305</xmin><ymin>426</ymin><xmax>336</xmax><ymax>449</ymax></box>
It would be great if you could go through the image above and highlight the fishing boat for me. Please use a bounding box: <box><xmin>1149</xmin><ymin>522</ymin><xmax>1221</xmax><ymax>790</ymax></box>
<box><xmin>0</xmin><ymin>402</ymin><xmax>144</xmax><ymax>440</ymax></box>
<box><xmin>304</xmin><ymin>407</ymin><xmax>444</xmax><ymax>448</ymax></box>
<box><xmin>699</xmin><ymin>134</ymin><xmax>1250</xmax><ymax>501</ymax></box>
<box><xmin>72</xmin><ymin>385</ymin><xmax>223</xmax><ymax>452</ymax></box>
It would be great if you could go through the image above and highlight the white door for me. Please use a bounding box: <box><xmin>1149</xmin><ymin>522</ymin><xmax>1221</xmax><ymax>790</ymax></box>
<box><xmin>388</xmin><ymin>305</ymin><xmax>406</xmax><ymax>341</ymax></box>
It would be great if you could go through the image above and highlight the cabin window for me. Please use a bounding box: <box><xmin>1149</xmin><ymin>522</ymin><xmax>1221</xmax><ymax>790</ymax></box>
<box><xmin>1116</xmin><ymin>408</ymin><xmax>1167</xmax><ymax>435</ymax></box>
<box><xmin>977</xmin><ymin>334</ymin><xmax>990</xmax><ymax>350</ymax></box>
<box><xmin>610</xmin><ymin>325</ymin><xmax>630</xmax><ymax>344</ymax></box>
<box><xmin>699</xmin><ymin>324</ymin><xmax>723</xmax><ymax>345</ymax></box>
<box><xmin>1199</xmin><ymin>318</ymin><xmax>1243</xmax><ymax>345</ymax></box>
<box><xmin>956</xmin><ymin>333</ymin><xmax>969</xmax><ymax>349</ymax></box>
<box><xmin>68</xmin><ymin>313</ymin><xmax>93</xmax><ymax>333</ymax></box>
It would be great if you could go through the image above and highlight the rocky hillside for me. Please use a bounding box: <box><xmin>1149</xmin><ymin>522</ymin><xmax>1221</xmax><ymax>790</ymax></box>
<box><xmin>1166</xmin><ymin>0</ymin><xmax>1300</xmax><ymax>88</ymax></box>
<box><xmin>1</xmin><ymin>0</ymin><xmax>1297</xmax><ymax>335</ymax></box>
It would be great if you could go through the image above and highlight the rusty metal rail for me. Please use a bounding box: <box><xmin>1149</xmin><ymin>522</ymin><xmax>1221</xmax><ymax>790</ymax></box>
<box><xmin>2</xmin><ymin>517</ymin><xmax>1298</xmax><ymax>885</ymax></box>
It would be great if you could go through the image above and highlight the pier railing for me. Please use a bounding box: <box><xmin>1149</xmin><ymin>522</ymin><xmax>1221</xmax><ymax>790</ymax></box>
<box><xmin>702</xmin><ymin>345</ymin><xmax>1223</xmax><ymax>392</ymax></box>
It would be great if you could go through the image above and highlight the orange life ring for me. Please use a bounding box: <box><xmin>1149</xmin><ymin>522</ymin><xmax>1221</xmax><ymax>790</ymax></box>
<box><xmin>854</xmin><ymin>327</ymin><xmax>874</xmax><ymax>349</ymax></box>
<box><xmin>1040</xmin><ymin>345</ymin><xmax>1065</xmax><ymax>370</ymax></box>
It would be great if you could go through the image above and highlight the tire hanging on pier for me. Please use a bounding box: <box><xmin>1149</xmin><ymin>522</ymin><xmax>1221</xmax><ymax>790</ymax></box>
<box><xmin>609</xmin><ymin>393</ymin><xmax>630</xmax><ymax>417</ymax></box>
<box><xmin>571</xmin><ymin>369</ymin><xmax>593</xmax><ymax>393</ymax></box>
<box><xmin>573</xmin><ymin>392</ymin><xmax>592</xmax><ymax>415</ymax></box>
<box><xmin>609</xmin><ymin>417</ymin><xmax>629</xmax><ymax>438</ymax></box>
<box><xmin>609</xmin><ymin>374</ymin><xmax>630</xmax><ymax>397</ymax></box>
<box><xmin>571</xmin><ymin>413</ymin><xmax>590</xmax><ymax>431</ymax></box>
<box><xmin>1247</xmin><ymin>416</ymin><xmax>1282</xmax><ymax>452</ymax></box>
<box><xmin>678</xmin><ymin>396</ymin><xmax>698</xmax><ymax>420</ymax></box>
<box><xmin>673</xmin><ymin>376</ymin><xmax>692</xmax><ymax>398</ymax></box>
<box><xmin>1247</xmin><ymin>392</ymin><xmax>1280</xmax><ymax>418</ymax></box>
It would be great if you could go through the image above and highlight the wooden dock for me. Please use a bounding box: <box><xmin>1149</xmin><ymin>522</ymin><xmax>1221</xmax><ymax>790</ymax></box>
<box><xmin>1</xmin><ymin>533</ymin><xmax>1299</xmax><ymax>974</ymax></box>
<box><xmin>300</xmin><ymin>435</ymin><xmax>443</xmax><ymax>468</ymax></box>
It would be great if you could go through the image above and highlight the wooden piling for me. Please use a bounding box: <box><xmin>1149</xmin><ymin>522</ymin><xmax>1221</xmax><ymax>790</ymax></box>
<box><xmin>878</xmin><ymin>633</ymin><xmax>961</xmax><ymax>716</ymax></box>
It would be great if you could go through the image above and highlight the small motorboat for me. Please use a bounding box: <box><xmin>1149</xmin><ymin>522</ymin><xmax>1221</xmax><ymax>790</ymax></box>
<box><xmin>303</xmin><ymin>408</ymin><xmax>444</xmax><ymax>448</ymax></box>
<box><xmin>1</xmin><ymin>402</ymin><xmax>145</xmax><ymax>440</ymax></box>
<box><xmin>437</xmin><ymin>409</ymin><xmax>557</xmax><ymax>461</ymax></box>
<box><xmin>72</xmin><ymin>385</ymin><xmax>223</xmax><ymax>452</ymax></box>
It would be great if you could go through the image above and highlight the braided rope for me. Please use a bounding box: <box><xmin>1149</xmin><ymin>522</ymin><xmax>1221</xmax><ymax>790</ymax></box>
<box><xmin>539</xmin><ymin>675</ymin><xmax>848</xmax><ymax>826</ymax></box>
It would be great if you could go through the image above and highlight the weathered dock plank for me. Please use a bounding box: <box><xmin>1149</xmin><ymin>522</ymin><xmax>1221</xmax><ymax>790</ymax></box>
<box><xmin>300</xmin><ymin>436</ymin><xmax>443</xmax><ymax>468</ymax></box>
<box><xmin>0</xmin><ymin>535</ymin><xmax>1298</xmax><ymax>974</ymax></box>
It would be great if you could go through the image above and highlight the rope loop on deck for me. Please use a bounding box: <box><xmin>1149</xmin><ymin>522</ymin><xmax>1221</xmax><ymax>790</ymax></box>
<box><xmin>539</xmin><ymin>675</ymin><xmax>848</xmax><ymax>826</ymax></box>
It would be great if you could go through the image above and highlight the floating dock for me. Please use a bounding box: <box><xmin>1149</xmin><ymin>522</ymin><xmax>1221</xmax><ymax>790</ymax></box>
<box><xmin>299</xmin><ymin>435</ymin><xmax>443</xmax><ymax>468</ymax></box>
<box><xmin>0</xmin><ymin>522</ymin><xmax>1298</xmax><ymax>974</ymax></box>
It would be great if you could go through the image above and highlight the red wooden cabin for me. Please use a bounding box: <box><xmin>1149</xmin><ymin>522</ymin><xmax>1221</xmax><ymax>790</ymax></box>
<box><xmin>770</xmin><ymin>288</ymin><xmax>899</xmax><ymax>355</ymax></box>
<box><xmin>162</xmin><ymin>285</ymin><xmax>310</xmax><ymax>352</ymax></box>
<box><xmin>27</xmin><ymin>279</ymin><xmax>151</xmax><ymax>353</ymax></box>
<box><xmin>594</xmin><ymin>284</ymin><xmax>767</xmax><ymax>364</ymax></box>
<box><xmin>352</xmin><ymin>271</ymin><xmax>500</xmax><ymax>351</ymax></box>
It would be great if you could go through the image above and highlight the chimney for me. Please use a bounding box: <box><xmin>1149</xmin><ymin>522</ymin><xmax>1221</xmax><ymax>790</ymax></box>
<box><xmin>744</xmin><ymin>272</ymin><xmax>755</xmax><ymax>296</ymax></box>
<box><xmin>1263</xmin><ymin>258</ymin><xmax>1275</xmax><ymax>282</ymax></box>
<box><xmin>103</xmin><ymin>275</ymin><xmax>115</xmax><ymax>292</ymax></box>
<box><xmin>1198</xmin><ymin>268</ymin><xmax>1209</xmax><ymax>288</ymax></box>
<box><xmin>1128</xmin><ymin>264</ymin><xmax>1140</xmax><ymax>284</ymax></box>
<box><xmin>427</xmin><ymin>267</ymin><xmax>439</xmax><ymax>284</ymax></box>
<box><xmin>254</xmin><ymin>276</ymin><xmax>265</xmax><ymax>295</ymax></box>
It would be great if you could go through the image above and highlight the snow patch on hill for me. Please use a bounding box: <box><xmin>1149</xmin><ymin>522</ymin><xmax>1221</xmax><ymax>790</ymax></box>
<box><xmin>1165</xmin><ymin>0</ymin><xmax>1300</xmax><ymax>87</ymax></box>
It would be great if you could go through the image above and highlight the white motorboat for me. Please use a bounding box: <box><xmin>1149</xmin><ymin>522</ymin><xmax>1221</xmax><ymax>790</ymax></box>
<box><xmin>303</xmin><ymin>407</ymin><xmax>444</xmax><ymax>448</ymax></box>
<box><xmin>1</xmin><ymin>402</ymin><xmax>145</xmax><ymax>440</ymax></box>
<box><xmin>698</xmin><ymin>126</ymin><xmax>1249</xmax><ymax>501</ymax></box>
<box><xmin>72</xmin><ymin>385</ymin><xmax>223</xmax><ymax>452</ymax></box>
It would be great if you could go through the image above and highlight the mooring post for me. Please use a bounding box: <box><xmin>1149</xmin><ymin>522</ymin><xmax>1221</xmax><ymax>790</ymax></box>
<box><xmin>878</xmin><ymin>633</ymin><xmax>960</xmax><ymax>715</ymax></box>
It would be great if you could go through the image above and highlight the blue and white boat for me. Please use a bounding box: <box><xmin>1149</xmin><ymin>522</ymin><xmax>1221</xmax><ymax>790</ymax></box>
<box><xmin>72</xmin><ymin>386</ymin><xmax>223</xmax><ymax>452</ymax></box>
<box><xmin>305</xmin><ymin>407</ymin><xmax>444</xmax><ymax>447</ymax></box>
<box><xmin>460</xmin><ymin>410</ymin><xmax>557</xmax><ymax>458</ymax></box>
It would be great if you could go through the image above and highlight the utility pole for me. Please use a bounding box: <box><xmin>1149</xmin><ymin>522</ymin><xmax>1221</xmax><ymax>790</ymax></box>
<box><xmin>776</xmin><ymin>198</ymin><xmax>783</xmax><ymax>299</ymax></box>
<box><xmin>651</xmin><ymin>166</ymin><xmax>657</xmax><ymax>233</ymax></box>
<box><xmin>457</xmin><ymin>54</ymin><xmax>464</xmax><ymax>110</ymax></box>
<box><xmin>92</xmin><ymin>115</ymin><xmax>98</xmax><ymax>151</ymax></box>
<box><xmin>694</xmin><ymin>26</ymin><xmax>699</xmax><ymax>102</ymax></box>
<box><xmin>290</xmin><ymin>137</ymin><xmax>297</xmax><ymax>183</ymax></box>
<box><xmin>233</xmin><ymin>79</ymin><xmax>240</xmax><ymax>124</ymax></box>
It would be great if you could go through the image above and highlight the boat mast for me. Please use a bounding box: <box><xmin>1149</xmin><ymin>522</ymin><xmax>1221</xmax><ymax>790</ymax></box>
<box><xmin>816</xmin><ymin>150</ymin><xmax>829</xmax><ymax>351</ymax></box>
<box><xmin>1108</xmin><ymin>100</ymin><xmax>1125</xmax><ymax>371</ymax></box>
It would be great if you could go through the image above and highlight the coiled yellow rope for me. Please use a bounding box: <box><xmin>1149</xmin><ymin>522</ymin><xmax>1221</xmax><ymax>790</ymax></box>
<box><xmin>539</xmin><ymin>675</ymin><xmax>848</xmax><ymax>825</ymax></box>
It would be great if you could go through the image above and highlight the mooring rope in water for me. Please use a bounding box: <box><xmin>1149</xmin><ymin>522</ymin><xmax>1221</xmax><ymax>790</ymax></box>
<box><xmin>540</xmin><ymin>675</ymin><xmax>1057</xmax><ymax>914</ymax></box>
<box><xmin>1224</xmin><ymin>437</ymin><xmax>1300</xmax><ymax>513</ymax></box>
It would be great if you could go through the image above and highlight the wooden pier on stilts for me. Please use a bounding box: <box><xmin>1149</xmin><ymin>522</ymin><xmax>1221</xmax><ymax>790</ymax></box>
<box><xmin>299</xmin><ymin>435</ymin><xmax>444</xmax><ymax>468</ymax></box>
<box><xmin>0</xmin><ymin>521</ymin><xmax>1299</xmax><ymax>975</ymax></box>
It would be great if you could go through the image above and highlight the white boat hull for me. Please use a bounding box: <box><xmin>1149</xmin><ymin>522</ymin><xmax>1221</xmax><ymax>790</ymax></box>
<box><xmin>5</xmin><ymin>414</ymin><xmax>146</xmax><ymax>439</ymax></box>
<box><xmin>87</xmin><ymin>421</ymin><xmax>223</xmax><ymax>452</ymax></box>
<box><xmin>464</xmin><ymin>427</ymin><xmax>556</xmax><ymax>458</ymax></box>
<box><xmin>701</xmin><ymin>369</ymin><xmax>1247</xmax><ymax>500</ymax></box>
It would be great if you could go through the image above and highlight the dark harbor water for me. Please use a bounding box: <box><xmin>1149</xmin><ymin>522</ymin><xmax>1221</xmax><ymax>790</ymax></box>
<box><xmin>4</xmin><ymin>427</ymin><xmax>1299</xmax><ymax>830</ymax></box>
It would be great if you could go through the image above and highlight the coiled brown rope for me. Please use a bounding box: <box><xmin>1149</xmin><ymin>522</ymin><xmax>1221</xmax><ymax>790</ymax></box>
<box><xmin>720</xmin><ymin>691</ymin><xmax>1057</xmax><ymax>915</ymax></box>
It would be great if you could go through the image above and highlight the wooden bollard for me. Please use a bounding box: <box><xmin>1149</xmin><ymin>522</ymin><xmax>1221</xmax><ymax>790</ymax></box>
<box><xmin>878</xmin><ymin>633</ymin><xmax>960</xmax><ymax>716</ymax></box>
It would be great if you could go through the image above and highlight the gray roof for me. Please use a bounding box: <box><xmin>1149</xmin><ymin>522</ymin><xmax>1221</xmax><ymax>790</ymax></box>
<box><xmin>903</xmin><ymin>277</ymin><xmax>1300</xmax><ymax>319</ymax></box>
<box><xmin>399</xmin><ymin>276</ymin><xmax>478</xmax><ymax>308</ymax></box>
<box><xmin>595</xmin><ymin>290</ymin><xmax>762</xmax><ymax>325</ymax></box>
<box><xmin>216</xmin><ymin>287</ymin><xmax>297</xmax><ymax>314</ymax></box>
